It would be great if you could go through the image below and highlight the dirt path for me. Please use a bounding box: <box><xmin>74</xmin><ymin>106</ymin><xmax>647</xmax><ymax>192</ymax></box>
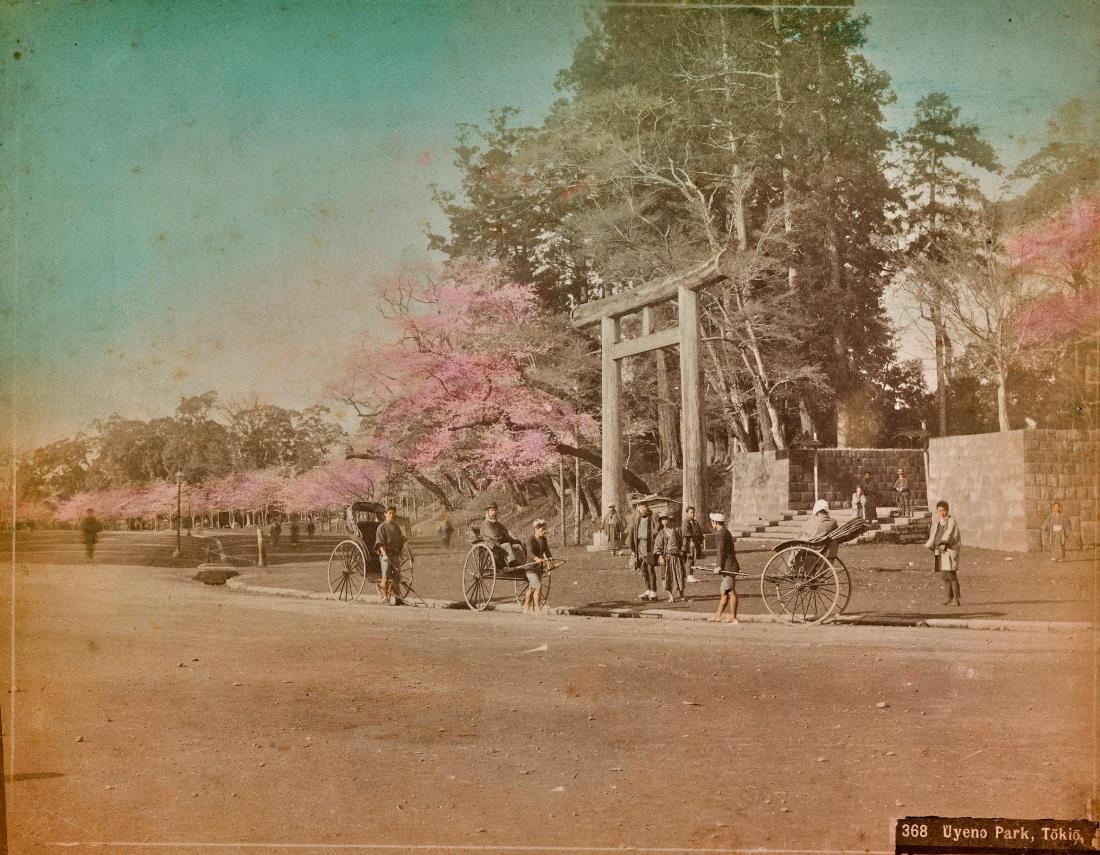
<box><xmin>2</xmin><ymin>562</ymin><xmax>1094</xmax><ymax>853</ymax></box>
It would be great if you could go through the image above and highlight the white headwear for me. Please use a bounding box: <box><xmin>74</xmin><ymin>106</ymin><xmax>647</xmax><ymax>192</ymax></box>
<box><xmin>709</xmin><ymin>512</ymin><xmax>726</xmax><ymax>523</ymax></box>
<box><xmin>812</xmin><ymin>499</ymin><xmax>830</xmax><ymax>515</ymax></box>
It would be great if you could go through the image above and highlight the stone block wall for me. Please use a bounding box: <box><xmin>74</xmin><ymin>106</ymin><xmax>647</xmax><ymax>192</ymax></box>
<box><xmin>729</xmin><ymin>450</ymin><xmax>790</xmax><ymax>521</ymax></box>
<box><xmin>927</xmin><ymin>429</ymin><xmax>1098</xmax><ymax>552</ymax></box>
<box><xmin>1021</xmin><ymin>429</ymin><xmax>1098</xmax><ymax>550</ymax></box>
<box><xmin>788</xmin><ymin>448</ymin><xmax>927</xmax><ymax>511</ymax></box>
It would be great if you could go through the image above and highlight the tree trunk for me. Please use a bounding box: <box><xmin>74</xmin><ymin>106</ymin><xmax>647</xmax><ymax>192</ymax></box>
<box><xmin>505</xmin><ymin>479</ymin><xmax>527</xmax><ymax>508</ymax></box>
<box><xmin>996</xmin><ymin>368</ymin><xmax>1010</xmax><ymax>432</ymax></box>
<box><xmin>771</xmin><ymin>1</ymin><xmax>796</xmax><ymax>291</ymax></box>
<box><xmin>643</xmin><ymin>307</ymin><xmax>681</xmax><ymax>471</ymax></box>
<box><xmin>798</xmin><ymin>397</ymin><xmax>814</xmax><ymax>436</ymax></box>
<box><xmin>539</xmin><ymin>473</ymin><xmax>560</xmax><ymax>504</ymax></box>
<box><xmin>552</xmin><ymin>440</ymin><xmax>651</xmax><ymax>495</ymax></box>
<box><xmin>654</xmin><ymin>347</ymin><xmax>682</xmax><ymax>471</ymax></box>
<box><xmin>581</xmin><ymin>481</ymin><xmax>600</xmax><ymax>521</ymax></box>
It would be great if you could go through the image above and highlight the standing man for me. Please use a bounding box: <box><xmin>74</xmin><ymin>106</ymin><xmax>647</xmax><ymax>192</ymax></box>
<box><xmin>708</xmin><ymin>512</ymin><xmax>740</xmax><ymax>624</ymax></box>
<box><xmin>682</xmin><ymin>506</ymin><xmax>705</xmax><ymax>583</ymax></box>
<box><xmin>602</xmin><ymin>504</ymin><xmax>624</xmax><ymax>556</ymax></box>
<box><xmin>375</xmin><ymin>505</ymin><xmax>406</xmax><ymax>605</ymax></box>
<box><xmin>523</xmin><ymin>519</ymin><xmax>553</xmax><ymax>614</ymax></box>
<box><xmin>653</xmin><ymin>513</ymin><xmax>686</xmax><ymax>603</ymax></box>
<box><xmin>925</xmin><ymin>500</ymin><xmax>961</xmax><ymax>606</ymax></box>
<box><xmin>481</xmin><ymin>503</ymin><xmax>526</xmax><ymax>567</ymax></box>
<box><xmin>859</xmin><ymin>470</ymin><xmax>878</xmax><ymax>524</ymax></box>
<box><xmin>80</xmin><ymin>508</ymin><xmax>102</xmax><ymax>562</ymax></box>
<box><xmin>628</xmin><ymin>501</ymin><xmax>659</xmax><ymax>601</ymax></box>
<box><xmin>893</xmin><ymin>469</ymin><xmax>912</xmax><ymax>517</ymax></box>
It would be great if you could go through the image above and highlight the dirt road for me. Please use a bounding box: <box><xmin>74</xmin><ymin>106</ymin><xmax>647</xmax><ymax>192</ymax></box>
<box><xmin>2</xmin><ymin>562</ymin><xmax>1093</xmax><ymax>853</ymax></box>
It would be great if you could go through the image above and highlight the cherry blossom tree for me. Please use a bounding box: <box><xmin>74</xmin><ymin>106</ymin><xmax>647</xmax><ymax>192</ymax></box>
<box><xmin>335</xmin><ymin>261</ymin><xmax>638</xmax><ymax>503</ymax></box>
<box><xmin>1006</xmin><ymin>194</ymin><xmax>1100</xmax><ymax>292</ymax></box>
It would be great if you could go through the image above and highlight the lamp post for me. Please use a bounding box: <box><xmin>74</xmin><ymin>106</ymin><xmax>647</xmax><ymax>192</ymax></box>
<box><xmin>172</xmin><ymin>470</ymin><xmax>183</xmax><ymax>558</ymax></box>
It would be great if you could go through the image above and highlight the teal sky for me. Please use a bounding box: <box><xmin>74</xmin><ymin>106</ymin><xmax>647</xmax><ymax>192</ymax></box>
<box><xmin>2</xmin><ymin>0</ymin><xmax>1098</xmax><ymax>450</ymax></box>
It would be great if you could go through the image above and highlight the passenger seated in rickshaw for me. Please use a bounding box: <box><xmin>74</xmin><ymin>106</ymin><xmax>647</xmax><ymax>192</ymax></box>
<box><xmin>799</xmin><ymin>499</ymin><xmax>840</xmax><ymax>560</ymax></box>
<box><xmin>480</xmin><ymin>503</ymin><xmax>527</xmax><ymax>567</ymax></box>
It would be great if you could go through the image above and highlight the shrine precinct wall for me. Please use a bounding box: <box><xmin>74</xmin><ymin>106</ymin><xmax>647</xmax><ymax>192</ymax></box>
<box><xmin>728</xmin><ymin>448</ymin><xmax>928</xmax><ymax>522</ymax></box>
<box><xmin>926</xmin><ymin>429</ymin><xmax>1098</xmax><ymax>552</ymax></box>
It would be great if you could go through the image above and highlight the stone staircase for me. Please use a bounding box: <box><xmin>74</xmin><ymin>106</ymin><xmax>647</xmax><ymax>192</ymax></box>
<box><xmin>728</xmin><ymin>507</ymin><xmax>932</xmax><ymax>546</ymax></box>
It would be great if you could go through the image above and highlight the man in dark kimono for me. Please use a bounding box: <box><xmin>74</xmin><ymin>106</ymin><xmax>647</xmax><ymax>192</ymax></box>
<box><xmin>80</xmin><ymin>508</ymin><xmax>103</xmax><ymax>562</ymax></box>
<box><xmin>481</xmin><ymin>503</ymin><xmax>526</xmax><ymax>567</ymax></box>
<box><xmin>628</xmin><ymin>501</ymin><xmax>659</xmax><ymax>601</ymax></box>
<box><xmin>682</xmin><ymin>506</ymin><xmax>705</xmax><ymax>583</ymax></box>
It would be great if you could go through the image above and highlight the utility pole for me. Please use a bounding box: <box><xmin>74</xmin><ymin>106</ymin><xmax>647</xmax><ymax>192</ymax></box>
<box><xmin>558</xmin><ymin>453</ymin><xmax>566</xmax><ymax>547</ymax></box>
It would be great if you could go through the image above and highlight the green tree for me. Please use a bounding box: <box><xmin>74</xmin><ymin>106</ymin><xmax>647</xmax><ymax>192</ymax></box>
<box><xmin>899</xmin><ymin>91</ymin><xmax>1001</xmax><ymax>435</ymax></box>
<box><xmin>17</xmin><ymin>435</ymin><xmax>92</xmax><ymax>502</ymax></box>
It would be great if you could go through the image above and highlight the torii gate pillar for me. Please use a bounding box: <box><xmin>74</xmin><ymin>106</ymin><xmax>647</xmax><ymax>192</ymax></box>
<box><xmin>600</xmin><ymin>316</ymin><xmax>626</xmax><ymax>518</ymax></box>
<box><xmin>678</xmin><ymin>285</ymin><xmax>706</xmax><ymax>517</ymax></box>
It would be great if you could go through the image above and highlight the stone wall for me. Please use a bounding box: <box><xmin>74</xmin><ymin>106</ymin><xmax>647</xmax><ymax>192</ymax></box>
<box><xmin>927</xmin><ymin>429</ymin><xmax>1098</xmax><ymax>552</ymax></box>
<box><xmin>788</xmin><ymin>448</ymin><xmax>927</xmax><ymax>511</ymax></box>
<box><xmin>1022</xmin><ymin>429</ymin><xmax>1098</xmax><ymax>550</ymax></box>
<box><xmin>728</xmin><ymin>447</ymin><xmax>928</xmax><ymax>521</ymax></box>
<box><xmin>729</xmin><ymin>450</ymin><xmax>790</xmax><ymax>521</ymax></box>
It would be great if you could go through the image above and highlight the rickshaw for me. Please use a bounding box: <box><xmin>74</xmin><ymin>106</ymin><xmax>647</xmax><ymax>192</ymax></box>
<box><xmin>698</xmin><ymin>515</ymin><xmax>869</xmax><ymax>625</ymax></box>
<box><xmin>327</xmin><ymin>501</ymin><xmax>421</xmax><ymax>605</ymax></box>
<box><xmin>757</xmin><ymin>516</ymin><xmax>869</xmax><ymax>624</ymax></box>
<box><xmin>461</xmin><ymin>523</ymin><xmax>566</xmax><ymax>612</ymax></box>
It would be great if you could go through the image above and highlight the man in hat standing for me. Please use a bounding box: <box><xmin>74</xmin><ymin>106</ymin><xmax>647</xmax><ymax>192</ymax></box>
<box><xmin>481</xmin><ymin>503</ymin><xmax>526</xmax><ymax>567</ymax></box>
<box><xmin>653</xmin><ymin>512</ymin><xmax>686</xmax><ymax>603</ymax></box>
<box><xmin>708</xmin><ymin>512</ymin><xmax>740</xmax><ymax>623</ymax></box>
<box><xmin>628</xmin><ymin>501</ymin><xmax>659</xmax><ymax>601</ymax></box>
<box><xmin>602</xmin><ymin>504</ymin><xmax>624</xmax><ymax>556</ymax></box>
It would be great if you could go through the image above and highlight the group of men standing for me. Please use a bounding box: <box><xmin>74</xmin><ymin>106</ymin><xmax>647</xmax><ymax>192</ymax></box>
<box><xmin>601</xmin><ymin>503</ymin><xmax>736</xmax><ymax>609</ymax></box>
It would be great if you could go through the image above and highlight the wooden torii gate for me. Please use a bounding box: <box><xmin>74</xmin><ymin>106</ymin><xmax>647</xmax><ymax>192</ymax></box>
<box><xmin>570</xmin><ymin>253</ymin><xmax>731</xmax><ymax>529</ymax></box>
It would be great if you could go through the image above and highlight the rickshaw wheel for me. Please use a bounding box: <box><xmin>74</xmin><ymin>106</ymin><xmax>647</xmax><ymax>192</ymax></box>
<box><xmin>394</xmin><ymin>544</ymin><xmax>418</xmax><ymax>605</ymax></box>
<box><xmin>760</xmin><ymin>546</ymin><xmax>840</xmax><ymax>625</ymax></box>
<box><xmin>463</xmin><ymin>542</ymin><xmax>497</xmax><ymax>611</ymax></box>
<box><xmin>513</xmin><ymin>564</ymin><xmax>553</xmax><ymax>610</ymax></box>
<box><xmin>328</xmin><ymin>540</ymin><xmax>367</xmax><ymax>602</ymax></box>
<box><xmin>833</xmin><ymin>556</ymin><xmax>852</xmax><ymax>615</ymax></box>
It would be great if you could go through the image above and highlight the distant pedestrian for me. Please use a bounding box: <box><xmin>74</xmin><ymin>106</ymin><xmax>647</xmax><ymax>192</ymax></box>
<box><xmin>80</xmin><ymin>508</ymin><xmax>102</xmax><ymax>562</ymax></box>
<box><xmin>925</xmin><ymin>500</ymin><xmax>961</xmax><ymax>606</ymax></box>
<box><xmin>893</xmin><ymin>469</ymin><xmax>912</xmax><ymax>517</ymax></box>
<box><xmin>523</xmin><ymin>519</ymin><xmax>553</xmax><ymax>614</ymax></box>
<box><xmin>628</xmin><ymin>501</ymin><xmax>659</xmax><ymax>601</ymax></box>
<box><xmin>708</xmin><ymin>512</ymin><xmax>740</xmax><ymax>624</ymax></box>
<box><xmin>306</xmin><ymin>520</ymin><xmax>316</xmax><ymax>543</ymax></box>
<box><xmin>441</xmin><ymin>515</ymin><xmax>454</xmax><ymax>547</ymax></box>
<box><xmin>602</xmin><ymin>505</ymin><xmax>624</xmax><ymax>556</ymax></box>
<box><xmin>851</xmin><ymin>485</ymin><xmax>867</xmax><ymax>520</ymax></box>
<box><xmin>859</xmin><ymin>471</ymin><xmax>878</xmax><ymax>523</ymax></box>
<box><xmin>653</xmin><ymin>513</ymin><xmax>686</xmax><ymax>604</ymax></box>
<box><xmin>289</xmin><ymin>518</ymin><xmax>300</xmax><ymax>548</ymax></box>
<box><xmin>682</xmin><ymin>506</ymin><xmax>704</xmax><ymax>582</ymax></box>
<box><xmin>269</xmin><ymin>520</ymin><xmax>282</xmax><ymax>551</ymax></box>
<box><xmin>1041</xmin><ymin>501</ymin><xmax>1073</xmax><ymax>562</ymax></box>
